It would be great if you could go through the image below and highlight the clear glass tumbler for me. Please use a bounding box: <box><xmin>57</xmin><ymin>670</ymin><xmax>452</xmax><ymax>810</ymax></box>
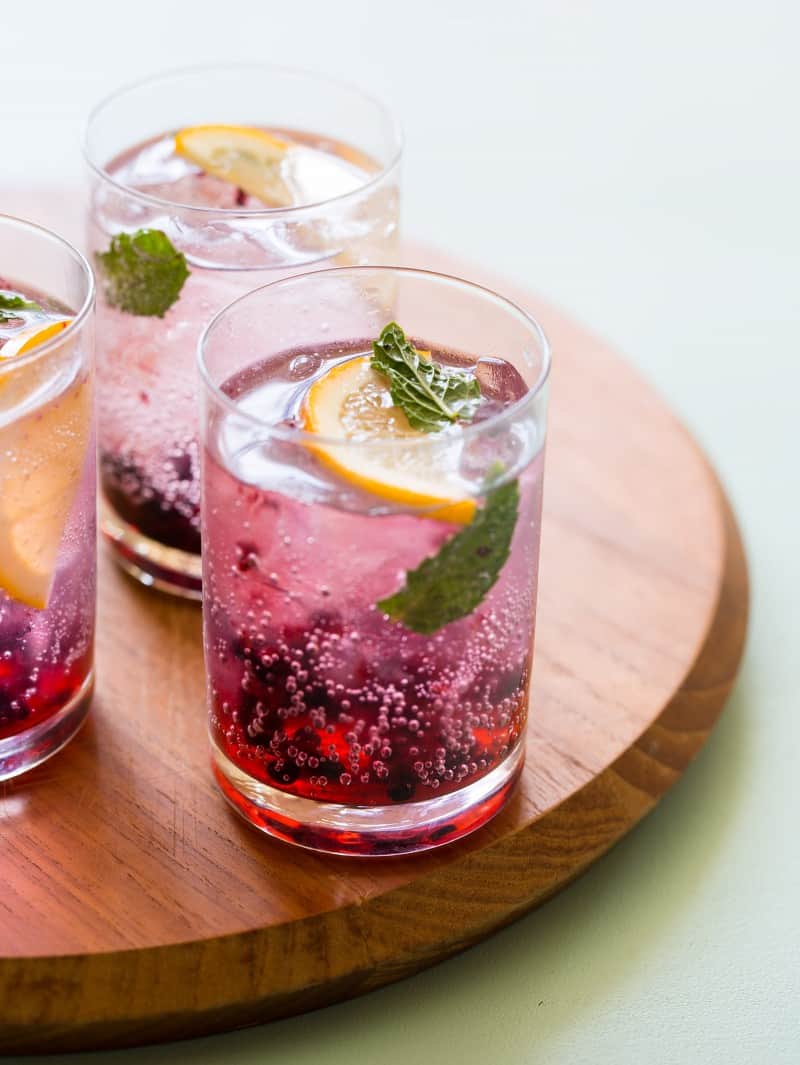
<box><xmin>199</xmin><ymin>266</ymin><xmax>550</xmax><ymax>855</ymax></box>
<box><xmin>84</xmin><ymin>64</ymin><xmax>402</xmax><ymax>599</ymax></box>
<box><xmin>0</xmin><ymin>215</ymin><xmax>96</xmax><ymax>780</ymax></box>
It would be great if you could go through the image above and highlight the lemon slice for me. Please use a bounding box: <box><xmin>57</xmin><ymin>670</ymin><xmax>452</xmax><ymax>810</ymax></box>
<box><xmin>0</xmin><ymin>320</ymin><xmax>72</xmax><ymax>406</ymax></box>
<box><xmin>174</xmin><ymin>125</ymin><xmax>292</xmax><ymax>207</ymax></box>
<box><xmin>0</xmin><ymin>318</ymin><xmax>70</xmax><ymax>361</ymax></box>
<box><xmin>301</xmin><ymin>356</ymin><xmax>475</xmax><ymax>525</ymax></box>
<box><xmin>0</xmin><ymin>322</ymin><xmax>89</xmax><ymax>609</ymax></box>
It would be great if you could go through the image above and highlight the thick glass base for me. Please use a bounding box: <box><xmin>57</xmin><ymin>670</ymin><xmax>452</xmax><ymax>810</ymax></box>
<box><xmin>211</xmin><ymin>737</ymin><xmax>524</xmax><ymax>856</ymax></box>
<box><xmin>0</xmin><ymin>670</ymin><xmax>93</xmax><ymax>781</ymax></box>
<box><xmin>101</xmin><ymin>503</ymin><xmax>202</xmax><ymax>600</ymax></box>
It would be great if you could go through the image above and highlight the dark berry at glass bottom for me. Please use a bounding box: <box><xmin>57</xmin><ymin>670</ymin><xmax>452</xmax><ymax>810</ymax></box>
<box><xmin>0</xmin><ymin>635</ymin><xmax>94</xmax><ymax>779</ymax></box>
<box><xmin>100</xmin><ymin>442</ymin><xmax>203</xmax><ymax>599</ymax></box>
<box><xmin>201</xmin><ymin>305</ymin><xmax>549</xmax><ymax>855</ymax></box>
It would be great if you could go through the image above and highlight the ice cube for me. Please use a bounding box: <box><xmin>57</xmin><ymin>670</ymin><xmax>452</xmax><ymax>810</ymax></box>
<box><xmin>474</xmin><ymin>356</ymin><xmax>529</xmax><ymax>404</ymax></box>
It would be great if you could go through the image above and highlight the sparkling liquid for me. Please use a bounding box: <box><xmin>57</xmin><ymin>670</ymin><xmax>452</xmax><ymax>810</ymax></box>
<box><xmin>203</xmin><ymin>344</ymin><xmax>544</xmax><ymax>820</ymax></box>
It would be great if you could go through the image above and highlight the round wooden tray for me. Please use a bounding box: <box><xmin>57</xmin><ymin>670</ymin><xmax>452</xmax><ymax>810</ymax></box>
<box><xmin>0</xmin><ymin>234</ymin><xmax>748</xmax><ymax>1054</ymax></box>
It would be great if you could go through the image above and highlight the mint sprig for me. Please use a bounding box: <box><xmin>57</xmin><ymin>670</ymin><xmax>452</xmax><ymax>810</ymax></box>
<box><xmin>371</xmin><ymin>322</ymin><xmax>481</xmax><ymax>432</ymax></box>
<box><xmin>0</xmin><ymin>293</ymin><xmax>40</xmax><ymax>311</ymax></box>
<box><xmin>377</xmin><ymin>478</ymin><xmax>519</xmax><ymax>634</ymax></box>
<box><xmin>0</xmin><ymin>292</ymin><xmax>40</xmax><ymax>321</ymax></box>
<box><xmin>96</xmin><ymin>229</ymin><xmax>189</xmax><ymax>318</ymax></box>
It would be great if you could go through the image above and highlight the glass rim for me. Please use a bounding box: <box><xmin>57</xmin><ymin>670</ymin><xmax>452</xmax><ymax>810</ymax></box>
<box><xmin>0</xmin><ymin>213</ymin><xmax>95</xmax><ymax>377</ymax></box>
<box><xmin>82</xmin><ymin>62</ymin><xmax>404</xmax><ymax>219</ymax></box>
<box><xmin>198</xmin><ymin>264</ymin><xmax>551</xmax><ymax>451</ymax></box>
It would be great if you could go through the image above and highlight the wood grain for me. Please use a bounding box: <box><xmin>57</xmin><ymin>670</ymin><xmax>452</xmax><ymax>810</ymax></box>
<box><xmin>0</xmin><ymin>196</ymin><xmax>748</xmax><ymax>1053</ymax></box>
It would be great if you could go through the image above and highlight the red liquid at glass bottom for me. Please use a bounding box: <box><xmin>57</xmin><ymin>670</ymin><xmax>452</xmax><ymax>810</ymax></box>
<box><xmin>212</xmin><ymin>741</ymin><xmax>524</xmax><ymax>856</ymax></box>
<box><xmin>0</xmin><ymin>650</ymin><xmax>93</xmax><ymax>779</ymax></box>
<box><xmin>208</xmin><ymin>602</ymin><xmax>531</xmax><ymax>855</ymax></box>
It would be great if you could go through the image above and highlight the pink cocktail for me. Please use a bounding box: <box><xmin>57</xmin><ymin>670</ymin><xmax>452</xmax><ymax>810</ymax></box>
<box><xmin>199</xmin><ymin>268</ymin><xmax>550</xmax><ymax>855</ymax></box>
<box><xmin>0</xmin><ymin>216</ymin><xmax>96</xmax><ymax>779</ymax></box>
<box><xmin>85</xmin><ymin>65</ymin><xmax>402</xmax><ymax>597</ymax></box>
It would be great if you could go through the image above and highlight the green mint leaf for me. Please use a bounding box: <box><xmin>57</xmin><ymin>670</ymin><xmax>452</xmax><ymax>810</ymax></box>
<box><xmin>0</xmin><ymin>292</ymin><xmax>40</xmax><ymax>319</ymax></box>
<box><xmin>96</xmin><ymin>229</ymin><xmax>189</xmax><ymax>317</ymax></box>
<box><xmin>377</xmin><ymin>478</ymin><xmax>520</xmax><ymax>634</ymax></box>
<box><xmin>371</xmin><ymin>321</ymin><xmax>481</xmax><ymax>433</ymax></box>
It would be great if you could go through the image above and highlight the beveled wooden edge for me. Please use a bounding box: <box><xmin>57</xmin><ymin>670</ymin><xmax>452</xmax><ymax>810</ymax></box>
<box><xmin>0</xmin><ymin>468</ymin><xmax>748</xmax><ymax>1055</ymax></box>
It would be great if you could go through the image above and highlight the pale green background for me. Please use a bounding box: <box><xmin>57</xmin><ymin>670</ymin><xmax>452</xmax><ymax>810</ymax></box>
<box><xmin>2</xmin><ymin>2</ymin><xmax>798</xmax><ymax>1061</ymax></box>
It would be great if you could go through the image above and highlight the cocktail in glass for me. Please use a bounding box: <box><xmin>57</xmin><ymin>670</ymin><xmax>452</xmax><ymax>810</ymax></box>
<box><xmin>84</xmin><ymin>65</ymin><xmax>402</xmax><ymax>598</ymax></box>
<box><xmin>199</xmin><ymin>267</ymin><xmax>549</xmax><ymax>855</ymax></box>
<box><xmin>0</xmin><ymin>215</ymin><xmax>96</xmax><ymax>780</ymax></box>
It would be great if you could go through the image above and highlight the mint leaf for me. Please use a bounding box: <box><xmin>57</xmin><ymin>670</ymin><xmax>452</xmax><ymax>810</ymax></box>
<box><xmin>377</xmin><ymin>478</ymin><xmax>519</xmax><ymax>634</ymax></box>
<box><xmin>371</xmin><ymin>321</ymin><xmax>481</xmax><ymax>432</ymax></box>
<box><xmin>0</xmin><ymin>292</ymin><xmax>40</xmax><ymax>320</ymax></box>
<box><xmin>0</xmin><ymin>293</ymin><xmax>40</xmax><ymax>312</ymax></box>
<box><xmin>96</xmin><ymin>229</ymin><xmax>189</xmax><ymax>317</ymax></box>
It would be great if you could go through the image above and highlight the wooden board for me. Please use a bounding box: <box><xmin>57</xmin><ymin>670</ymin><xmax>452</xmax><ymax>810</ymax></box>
<box><xmin>0</xmin><ymin>197</ymin><xmax>748</xmax><ymax>1053</ymax></box>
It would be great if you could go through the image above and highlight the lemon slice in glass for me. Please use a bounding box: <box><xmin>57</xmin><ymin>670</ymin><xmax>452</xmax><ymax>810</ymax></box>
<box><xmin>0</xmin><ymin>320</ymin><xmax>89</xmax><ymax>609</ymax></box>
<box><xmin>1</xmin><ymin>318</ymin><xmax>70</xmax><ymax>360</ymax></box>
<box><xmin>301</xmin><ymin>356</ymin><xmax>475</xmax><ymax>525</ymax></box>
<box><xmin>174</xmin><ymin>125</ymin><xmax>292</xmax><ymax>207</ymax></box>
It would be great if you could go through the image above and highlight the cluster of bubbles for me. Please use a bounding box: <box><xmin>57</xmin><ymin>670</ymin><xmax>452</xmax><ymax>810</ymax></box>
<box><xmin>210</xmin><ymin>599</ymin><xmax>529</xmax><ymax>803</ymax></box>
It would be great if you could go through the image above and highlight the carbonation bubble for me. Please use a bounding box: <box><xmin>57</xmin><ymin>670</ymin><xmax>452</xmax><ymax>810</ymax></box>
<box><xmin>289</xmin><ymin>353</ymin><xmax>322</xmax><ymax>380</ymax></box>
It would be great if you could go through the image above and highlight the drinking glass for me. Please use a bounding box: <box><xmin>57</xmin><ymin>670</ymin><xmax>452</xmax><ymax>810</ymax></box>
<box><xmin>84</xmin><ymin>64</ymin><xmax>402</xmax><ymax>598</ymax></box>
<box><xmin>199</xmin><ymin>266</ymin><xmax>550</xmax><ymax>855</ymax></box>
<box><xmin>0</xmin><ymin>215</ymin><xmax>96</xmax><ymax>779</ymax></box>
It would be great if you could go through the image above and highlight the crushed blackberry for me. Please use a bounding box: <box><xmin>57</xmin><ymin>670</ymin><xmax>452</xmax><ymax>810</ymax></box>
<box><xmin>387</xmin><ymin>775</ymin><xmax>416</xmax><ymax>803</ymax></box>
<box><xmin>212</xmin><ymin>617</ymin><xmax>526</xmax><ymax>806</ymax></box>
<box><xmin>235</xmin><ymin>541</ymin><xmax>260</xmax><ymax>573</ymax></box>
<box><xmin>0</xmin><ymin>689</ymin><xmax>30</xmax><ymax>728</ymax></box>
<box><xmin>101</xmin><ymin>449</ymin><xmax>201</xmax><ymax>554</ymax></box>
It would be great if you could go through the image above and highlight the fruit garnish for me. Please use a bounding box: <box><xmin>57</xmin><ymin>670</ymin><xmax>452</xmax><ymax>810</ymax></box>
<box><xmin>0</xmin><ymin>319</ymin><xmax>71</xmax><ymax>360</ymax></box>
<box><xmin>371</xmin><ymin>322</ymin><xmax>482</xmax><ymax>432</ymax></box>
<box><xmin>174</xmin><ymin>125</ymin><xmax>292</xmax><ymax>207</ymax></box>
<box><xmin>301</xmin><ymin>353</ymin><xmax>475</xmax><ymax>525</ymax></box>
<box><xmin>0</xmin><ymin>348</ymin><xmax>90</xmax><ymax>610</ymax></box>
<box><xmin>95</xmin><ymin>229</ymin><xmax>189</xmax><ymax>318</ymax></box>
<box><xmin>377</xmin><ymin>478</ymin><xmax>520</xmax><ymax>634</ymax></box>
<box><xmin>302</xmin><ymin>324</ymin><xmax>520</xmax><ymax>631</ymax></box>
